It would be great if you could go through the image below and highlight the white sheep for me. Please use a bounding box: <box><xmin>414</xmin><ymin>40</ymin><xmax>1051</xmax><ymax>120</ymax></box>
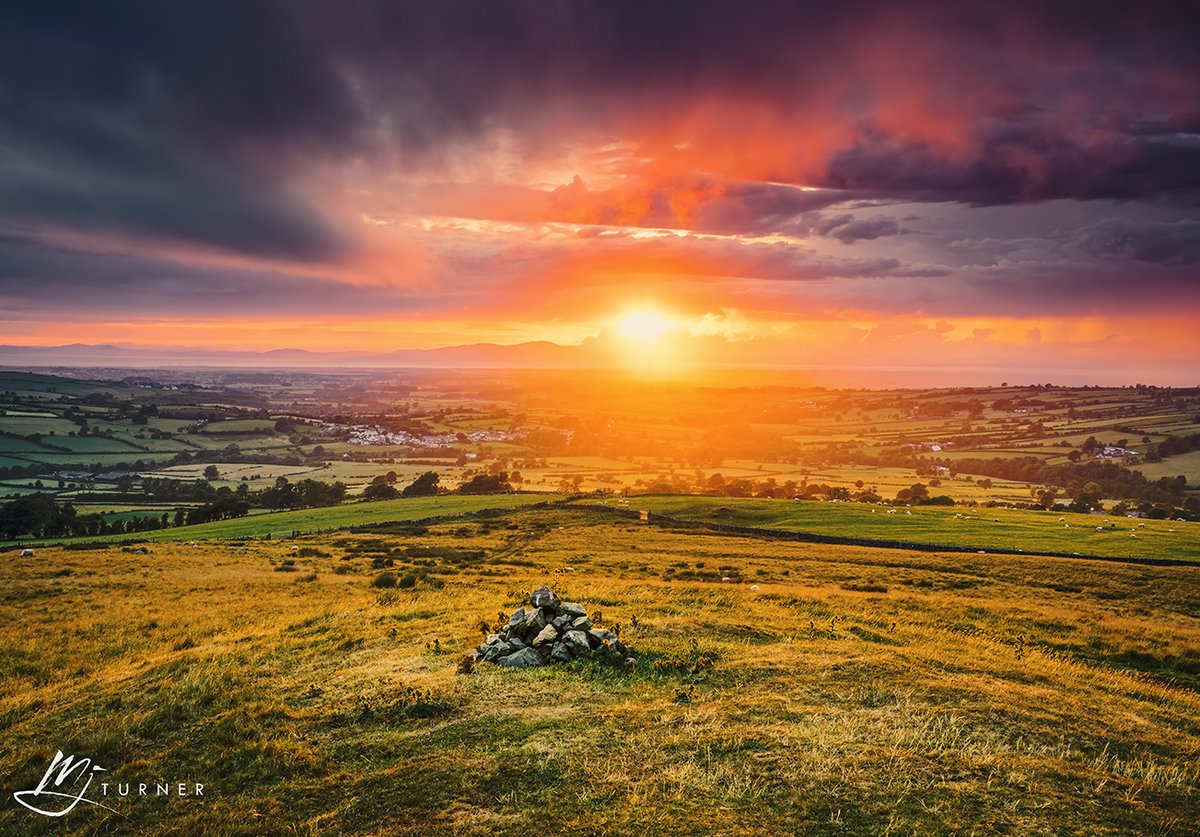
<box><xmin>20</xmin><ymin>548</ymin><xmax>34</xmax><ymax>557</ymax></box>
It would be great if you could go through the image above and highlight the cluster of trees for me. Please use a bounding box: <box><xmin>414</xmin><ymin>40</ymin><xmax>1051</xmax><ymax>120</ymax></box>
<box><xmin>0</xmin><ymin>495</ymin><xmax>173</xmax><ymax>540</ymax></box>
<box><xmin>0</xmin><ymin>475</ymin><xmax>349</xmax><ymax>540</ymax></box>
<box><xmin>361</xmin><ymin>470</ymin><xmax>517</xmax><ymax>500</ymax></box>
<box><xmin>361</xmin><ymin>470</ymin><xmax>444</xmax><ymax>501</ymax></box>
<box><xmin>362</xmin><ymin>470</ymin><xmax>402</xmax><ymax>500</ymax></box>
<box><xmin>933</xmin><ymin>456</ymin><xmax>1186</xmax><ymax>505</ymax></box>
<box><xmin>457</xmin><ymin>472</ymin><xmax>513</xmax><ymax>495</ymax></box>
<box><xmin>4</xmin><ymin>462</ymin><xmax>533</xmax><ymax>539</ymax></box>
<box><xmin>1153</xmin><ymin>433</ymin><xmax>1200</xmax><ymax>461</ymax></box>
<box><xmin>83</xmin><ymin>475</ymin><xmax>349</xmax><ymax>512</ymax></box>
<box><xmin>165</xmin><ymin>448</ymin><xmax>305</xmax><ymax>468</ymax></box>
<box><xmin>0</xmin><ymin>462</ymin><xmax>46</xmax><ymax>480</ymax></box>
<box><xmin>911</xmin><ymin>399</ymin><xmax>986</xmax><ymax>419</ymax></box>
<box><xmin>632</xmin><ymin>473</ymin><xmax>888</xmax><ymax>503</ymax></box>
<box><xmin>257</xmin><ymin>477</ymin><xmax>347</xmax><ymax>509</ymax></box>
<box><xmin>181</xmin><ymin>495</ymin><xmax>251</xmax><ymax>525</ymax></box>
<box><xmin>895</xmin><ymin>483</ymin><xmax>955</xmax><ymax>505</ymax></box>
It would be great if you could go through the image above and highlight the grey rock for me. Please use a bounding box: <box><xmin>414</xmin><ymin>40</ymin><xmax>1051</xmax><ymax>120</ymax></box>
<box><xmin>530</xmin><ymin>586</ymin><xmax>561</xmax><ymax>611</ymax></box>
<box><xmin>509</xmin><ymin>635</ymin><xmax>527</xmax><ymax>649</ymax></box>
<box><xmin>508</xmin><ymin>608</ymin><xmax>526</xmax><ymax>628</ymax></box>
<box><xmin>589</xmin><ymin>628</ymin><xmax>618</xmax><ymax>644</ymax></box>
<box><xmin>552</xmin><ymin>613</ymin><xmax>574</xmax><ymax>632</ymax></box>
<box><xmin>561</xmin><ymin>602</ymin><xmax>587</xmax><ymax>618</ymax></box>
<box><xmin>523</xmin><ymin>607</ymin><xmax>546</xmax><ymax>635</ymax></box>
<box><xmin>483</xmin><ymin>633</ymin><xmax>502</xmax><ymax>645</ymax></box>
<box><xmin>496</xmin><ymin>647</ymin><xmax>544</xmax><ymax>667</ymax></box>
<box><xmin>563</xmin><ymin>630</ymin><xmax>591</xmax><ymax>656</ymax></box>
<box><xmin>548</xmin><ymin>641</ymin><xmax>574</xmax><ymax>663</ymax></box>
<box><xmin>532</xmin><ymin>623</ymin><xmax>559</xmax><ymax>647</ymax></box>
<box><xmin>570</xmin><ymin>616</ymin><xmax>592</xmax><ymax>632</ymax></box>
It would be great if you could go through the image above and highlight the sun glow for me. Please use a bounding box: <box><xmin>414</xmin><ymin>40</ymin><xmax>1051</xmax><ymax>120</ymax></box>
<box><xmin>607</xmin><ymin>307</ymin><xmax>690</xmax><ymax>376</ymax></box>
<box><xmin>615</xmin><ymin>309</ymin><xmax>678</xmax><ymax>344</ymax></box>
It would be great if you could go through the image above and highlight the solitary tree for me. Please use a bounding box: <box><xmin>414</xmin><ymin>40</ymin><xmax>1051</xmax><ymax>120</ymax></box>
<box><xmin>402</xmin><ymin>471</ymin><xmax>441</xmax><ymax>498</ymax></box>
<box><xmin>363</xmin><ymin>482</ymin><xmax>400</xmax><ymax>501</ymax></box>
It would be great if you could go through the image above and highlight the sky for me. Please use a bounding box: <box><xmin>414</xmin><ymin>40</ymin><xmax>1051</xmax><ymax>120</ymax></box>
<box><xmin>1</xmin><ymin>1</ymin><xmax>1198</xmax><ymax>382</ymax></box>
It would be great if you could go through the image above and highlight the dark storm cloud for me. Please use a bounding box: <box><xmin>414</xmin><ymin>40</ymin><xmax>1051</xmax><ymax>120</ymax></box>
<box><xmin>2</xmin><ymin>0</ymin><xmax>1199</xmax><ymax>306</ymax></box>
<box><xmin>0</xmin><ymin>125</ymin><xmax>348</xmax><ymax>261</ymax></box>
<box><xmin>0</xmin><ymin>230</ymin><xmax>427</xmax><ymax>316</ymax></box>
<box><xmin>688</xmin><ymin>184</ymin><xmax>856</xmax><ymax>235</ymax></box>
<box><xmin>811</xmin><ymin>214</ymin><xmax>904</xmax><ymax>243</ymax></box>
<box><xmin>942</xmin><ymin>213</ymin><xmax>1200</xmax><ymax>268</ymax></box>
<box><xmin>1070</xmin><ymin>218</ymin><xmax>1200</xmax><ymax>264</ymax></box>
<box><xmin>821</xmin><ymin>129</ymin><xmax>1200</xmax><ymax>207</ymax></box>
<box><xmin>959</xmin><ymin>262</ymin><xmax>1200</xmax><ymax>316</ymax></box>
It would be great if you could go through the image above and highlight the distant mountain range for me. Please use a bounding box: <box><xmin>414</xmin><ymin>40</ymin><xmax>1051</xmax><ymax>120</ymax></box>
<box><xmin>0</xmin><ymin>341</ymin><xmax>591</xmax><ymax>368</ymax></box>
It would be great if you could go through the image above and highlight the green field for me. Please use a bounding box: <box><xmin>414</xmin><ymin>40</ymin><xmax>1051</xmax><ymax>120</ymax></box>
<box><xmin>1136</xmin><ymin>449</ymin><xmax>1200</xmax><ymax>482</ymax></box>
<box><xmin>0</xmin><ymin>416</ymin><xmax>80</xmax><ymax>435</ymax></box>
<box><xmin>609</xmin><ymin>496</ymin><xmax>1200</xmax><ymax>563</ymax></box>
<box><xmin>14</xmin><ymin>452</ymin><xmax>177</xmax><ymax>467</ymax></box>
<box><xmin>0</xmin><ymin>485</ymin><xmax>40</xmax><ymax>498</ymax></box>
<box><xmin>45</xmin><ymin>435</ymin><xmax>144</xmax><ymax>453</ymax></box>
<box><xmin>197</xmin><ymin>419</ymin><xmax>280</xmax><ymax>433</ymax></box>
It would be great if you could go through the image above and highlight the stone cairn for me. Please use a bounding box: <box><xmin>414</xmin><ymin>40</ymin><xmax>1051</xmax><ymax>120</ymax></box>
<box><xmin>475</xmin><ymin>586</ymin><xmax>632</xmax><ymax>668</ymax></box>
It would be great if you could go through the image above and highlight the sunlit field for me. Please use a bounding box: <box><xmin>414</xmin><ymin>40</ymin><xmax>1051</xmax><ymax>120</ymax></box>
<box><xmin>613</xmin><ymin>495</ymin><xmax>1200</xmax><ymax>563</ymax></box>
<box><xmin>3</xmin><ymin>506</ymin><xmax>1198</xmax><ymax>835</ymax></box>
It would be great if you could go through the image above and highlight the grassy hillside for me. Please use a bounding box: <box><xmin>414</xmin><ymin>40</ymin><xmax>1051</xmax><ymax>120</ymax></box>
<box><xmin>613</xmin><ymin>495</ymin><xmax>1200</xmax><ymax>563</ymax></box>
<box><xmin>2</xmin><ymin>507</ymin><xmax>1198</xmax><ymax>834</ymax></box>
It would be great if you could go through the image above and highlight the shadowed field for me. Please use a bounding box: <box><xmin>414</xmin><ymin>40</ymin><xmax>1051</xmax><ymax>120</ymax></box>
<box><xmin>2</xmin><ymin>507</ymin><xmax>1199</xmax><ymax>834</ymax></box>
<box><xmin>6</xmin><ymin>493</ymin><xmax>555</xmax><ymax>546</ymax></box>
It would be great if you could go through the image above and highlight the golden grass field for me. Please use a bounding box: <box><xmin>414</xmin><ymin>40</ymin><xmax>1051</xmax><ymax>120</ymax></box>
<box><xmin>2</xmin><ymin>506</ymin><xmax>1199</xmax><ymax>834</ymax></box>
